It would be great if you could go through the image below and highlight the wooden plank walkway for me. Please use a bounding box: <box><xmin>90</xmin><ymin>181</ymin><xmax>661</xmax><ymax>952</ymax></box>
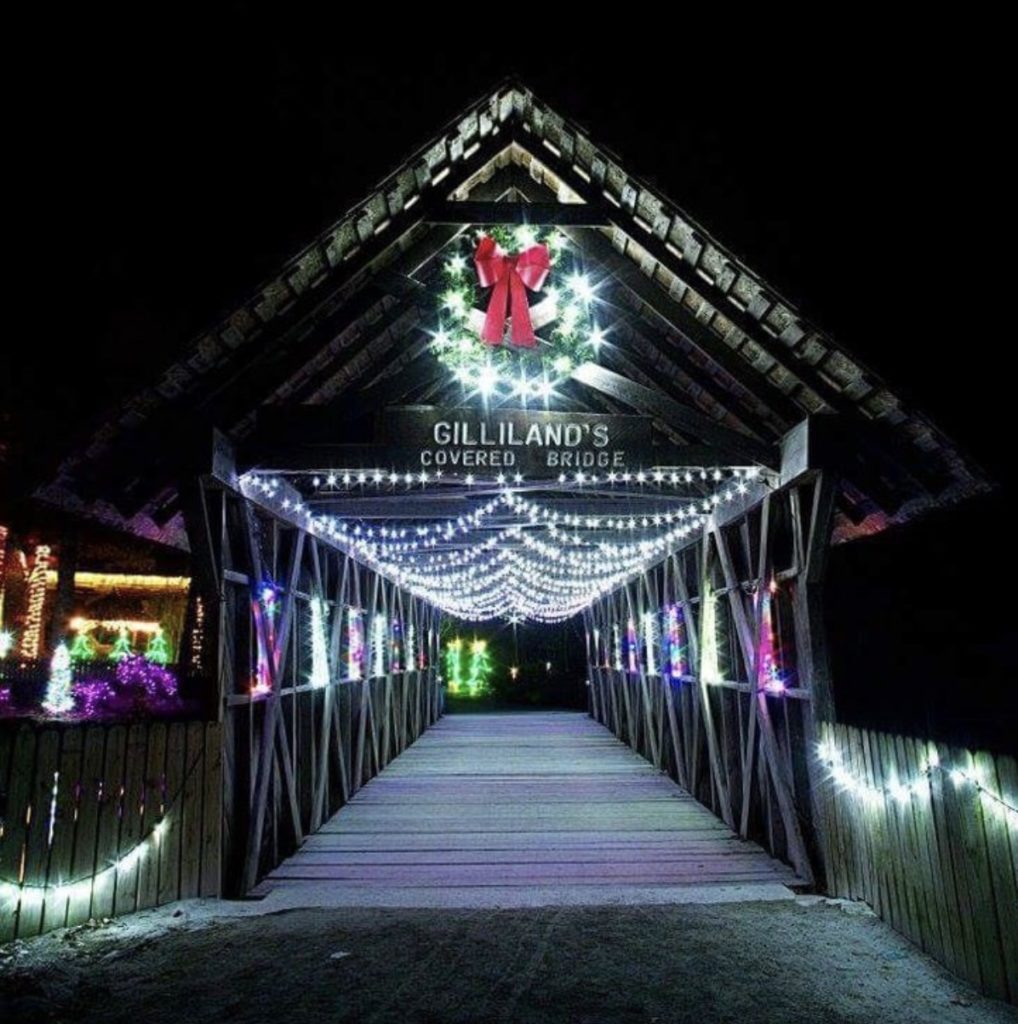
<box><xmin>252</xmin><ymin>712</ymin><xmax>803</xmax><ymax>907</ymax></box>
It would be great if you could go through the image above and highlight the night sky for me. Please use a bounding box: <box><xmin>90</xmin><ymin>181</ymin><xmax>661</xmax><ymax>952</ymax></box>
<box><xmin>5</xmin><ymin>28</ymin><xmax>1012</xmax><ymax>746</ymax></box>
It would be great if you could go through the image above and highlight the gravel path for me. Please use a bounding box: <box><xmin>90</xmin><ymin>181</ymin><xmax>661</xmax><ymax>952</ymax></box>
<box><xmin>2</xmin><ymin>897</ymin><xmax>1015</xmax><ymax>1023</ymax></box>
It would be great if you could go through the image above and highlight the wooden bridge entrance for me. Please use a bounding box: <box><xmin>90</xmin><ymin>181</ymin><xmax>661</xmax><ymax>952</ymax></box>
<box><xmin>253</xmin><ymin>712</ymin><xmax>800</xmax><ymax>907</ymax></box>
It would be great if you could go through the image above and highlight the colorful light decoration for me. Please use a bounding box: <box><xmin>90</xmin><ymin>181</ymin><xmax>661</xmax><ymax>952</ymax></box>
<box><xmin>0</xmin><ymin>629</ymin><xmax>14</xmax><ymax>659</ymax></box>
<box><xmin>390</xmin><ymin>618</ymin><xmax>403</xmax><ymax>673</ymax></box>
<box><xmin>642</xmin><ymin>610</ymin><xmax>657</xmax><ymax>675</ymax></box>
<box><xmin>370</xmin><ymin>613</ymin><xmax>387</xmax><ymax>677</ymax></box>
<box><xmin>625</xmin><ymin>617</ymin><xmax>639</xmax><ymax>674</ymax></box>
<box><xmin>700</xmin><ymin>581</ymin><xmax>721</xmax><ymax>685</ymax></box>
<box><xmin>251</xmin><ymin>582</ymin><xmax>279</xmax><ymax>696</ymax></box>
<box><xmin>817</xmin><ymin>739</ymin><xmax>1018</xmax><ymax>827</ymax></box>
<box><xmin>664</xmin><ymin>604</ymin><xmax>687</xmax><ymax>679</ymax></box>
<box><xmin>67</xmin><ymin>657</ymin><xmax>180</xmax><ymax>718</ymax></box>
<box><xmin>612</xmin><ymin>624</ymin><xmax>622</xmax><ymax>671</ymax></box>
<box><xmin>347</xmin><ymin>608</ymin><xmax>364</xmax><ymax>680</ymax></box>
<box><xmin>115</xmin><ymin>654</ymin><xmax>179</xmax><ymax>701</ymax></box>
<box><xmin>405</xmin><ymin>621</ymin><xmax>417</xmax><ymax>672</ymax></box>
<box><xmin>109</xmin><ymin>629</ymin><xmax>133</xmax><ymax>663</ymax></box>
<box><xmin>445</xmin><ymin>637</ymin><xmax>463</xmax><ymax>693</ymax></box>
<box><xmin>467</xmin><ymin>639</ymin><xmax>493</xmax><ymax>695</ymax></box>
<box><xmin>19</xmin><ymin>544</ymin><xmax>51</xmax><ymax>659</ymax></box>
<box><xmin>757</xmin><ymin>580</ymin><xmax>785</xmax><ymax>695</ymax></box>
<box><xmin>69</xmin><ymin>630</ymin><xmax>96</xmax><ymax>662</ymax></box>
<box><xmin>72</xmin><ymin>681</ymin><xmax>115</xmax><ymax>717</ymax></box>
<box><xmin>445</xmin><ymin>637</ymin><xmax>492</xmax><ymax>696</ymax></box>
<box><xmin>145</xmin><ymin>628</ymin><xmax>171</xmax><ymax>666</ymax></box>
<box><xmin>190</xmin><ymin>595</ymin><xmax>206</xmax><ymax>673</ymax></box>
<box><xmin>45</xmin><ymin>572</ymin><xmax>191</xmax><ymax>593</ymax></box>
<box><xmin>431</xmin><ymin>226</ymin><xmax>601</xmax><ymax>400</ymax></box>
<box><xmin>70</xmin><ymin>616</ymin><xmax>164</xmax><ymax>636</ymax></box>
<box><xmin>309</xmin><ymin>596</ymin><xmax>330</xmax><ymax>689</ymax></box>
<box><xmin>43</xmin><ymin>641</ymin><xmax>75</xmax><ymax>715</ymax></box>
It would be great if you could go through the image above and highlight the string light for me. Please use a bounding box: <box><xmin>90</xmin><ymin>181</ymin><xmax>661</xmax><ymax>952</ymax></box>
<box><xmin>817</xmin><ymin>740</ymin><xmax>1018</xmax><ymax>827</ymax></box>
<box><xmin>237</xmin><ymin>469</ymin><xmax>770</xmax><ymax>623</ymax></box>
<box><xmin>190</xmin><ymin>596</ymin><xmax>205</xmax><ymax>673</ymax></box>
<box><xmin>20</xmin><ymin>544</ymin><xmax>51</xmax><ymax>658</ymax></box>
<box><xmin>70</xmin><ymin>617</ymin><xmax>164</xmax><ymax>636</ymax></box>
<box><xmin>0</xmin><ymin>817</ymin><xmax>169</xmax><ymax>911</ymax></box>
<box><xmin>44</xmin><ymin>572</ymin><xmax>190</xmax><ymax>593</ymax></box>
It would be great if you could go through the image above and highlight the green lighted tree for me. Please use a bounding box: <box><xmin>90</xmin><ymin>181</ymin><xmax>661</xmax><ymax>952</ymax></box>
<box><xmin>466</xmin><ymin>639</ymin><xmax>492</xmax><ymax>696</ymax></box>
<box><xmin>69</xmin><ymin>631</ymin><xmax>96</xmax><ymax>662</ymax></box>
<box><xmin>109</xmin><ymin>629</ymin><xmax>133</xmax><ymax>662</ymax></box>
<box><xmin>145</xmin><ymin>627</ymin><xmax>171</xmax><ymax>666</ymax></box>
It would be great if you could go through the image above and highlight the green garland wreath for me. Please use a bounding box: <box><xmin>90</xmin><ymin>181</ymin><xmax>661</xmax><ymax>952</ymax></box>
<box><xmin>430</xmin><ymin>225</ymin><xmax>603</xmax><ymax>400</ymax></box>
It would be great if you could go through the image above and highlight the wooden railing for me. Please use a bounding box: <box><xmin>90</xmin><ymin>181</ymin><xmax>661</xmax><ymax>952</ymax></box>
<box><xmin>0</xmin><ymin>718</ymin><xmax>222</xmax><ymax>941</ymax></box>
<box><xmin>816</xmin><ymin>722</ymin><xmax>1017</xmax><ymax>1004</ymax></box>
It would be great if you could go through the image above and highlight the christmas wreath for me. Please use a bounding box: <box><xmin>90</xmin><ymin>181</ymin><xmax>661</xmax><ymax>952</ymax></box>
<box><xmin>430</xmin><ymin>225</ymin><xmax>603</xmax><ymax>400</ymax></box>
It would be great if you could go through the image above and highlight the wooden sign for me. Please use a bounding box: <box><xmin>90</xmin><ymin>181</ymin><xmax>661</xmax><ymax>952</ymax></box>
<box><xmin>383</xmin><ymin>407</ymin><xmax>654</xmax><ymax>476</ymax></box>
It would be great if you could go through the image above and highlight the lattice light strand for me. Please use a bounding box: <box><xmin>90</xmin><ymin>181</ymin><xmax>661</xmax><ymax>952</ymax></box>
<box><xmin>238</xmin><ymin>469</ymin><xmax>770</xmax><ymax>623</ymax></box>
<box><xmin>816</xmin><ymin>739</ymin><xmax>1018</xmax><ymax>828</ymax></box>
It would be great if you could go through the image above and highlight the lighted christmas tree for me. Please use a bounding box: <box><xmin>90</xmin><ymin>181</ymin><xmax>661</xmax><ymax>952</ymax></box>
<box><xmin>466</xmin><ymin>639</ymin><xmax>492</xmax><ymax>696</ymax></box>
<box><xmin>43</xmin><ymin>641</ymin><xmax>75</xmax><ymax>714</ymax></box>
<box><xmin>109</xmin><ymin>629</ymin><xmax>133</xmax><ymax>662</ymax></box>
<box><xmin>69</xmin><ymin>630</ymin><xmax>97</xmax><ymax>662</ymax></box>
<box><xmin>757</xmin><ymin>581</ymin><xmax>785</xmax><ymax>695</ymax></box>
<box><xmin>699</xmin><ymin>580</ymin><xmax>721</xmax><ymax>685</ymax></box>
<box><xmin>309</xmin><ymin>598</ymin><xmax>330</xmax><ymax>688</ymax></box>
<box><xmin>347</xmin><ymin>608</ymin><xmax>364</xmax><ymax>680</ymax></box>
<box><xmin>664</xmin><ymin>604</ymin><xmax>687</xmax><ymax>679</ymax></box>
<box><xmin>445</xmin><ymin>638</ymin><xmax>463</xmax><ymax>693</ymax></box>
<box><xmin>371</xmin><ymin>614</ymin><xmax>387</xmax><ymax>677</ymax></box>
<box><xmin>626</xmin><ymin>618</ymin><xmax>639</xmax><ymax>673</ymax></box>
<box><xmin>642</xmin><ymin>611</ymin><xmax>657</xmax><ymax>675</ymax></box>
<box><xmin>145</xmin><ymin>627</ymin><xmax>171</xmax><ymax>666</ymax></box>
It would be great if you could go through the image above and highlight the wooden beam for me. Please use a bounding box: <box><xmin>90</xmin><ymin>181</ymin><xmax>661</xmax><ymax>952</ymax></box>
<box><xmin>426</xmin><ymin>200</ymin><xmax>609</xmax><ymax>226</ymax></box>
<box><xmin>571</xmin><ymin>362</ymin><xmax>777</xmax><ymax>467</ymax></box>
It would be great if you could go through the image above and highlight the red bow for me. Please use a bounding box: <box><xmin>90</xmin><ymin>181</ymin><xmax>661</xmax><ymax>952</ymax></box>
<box><xmin>474</xmin><ymin>235</ymin><xmax>551</xmax><ymax>347</ymax></box>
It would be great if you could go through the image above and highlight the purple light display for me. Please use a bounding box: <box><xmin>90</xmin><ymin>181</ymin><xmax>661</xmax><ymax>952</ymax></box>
<box><xmin>664</xmin><ymin>604</ymin><xmax>687</xmax><ymax>680</ymax></box>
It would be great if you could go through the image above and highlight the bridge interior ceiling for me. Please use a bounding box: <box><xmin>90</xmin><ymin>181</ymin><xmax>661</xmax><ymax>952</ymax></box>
<box><xmin>238</xmin><ymin>464</ymin><xmax>771</xmax><ymax>623</ymax></box>
<box><xmin>235</xmin><ymin>188</ymin><xmax>783</xmax><ymax>623</ymax></box>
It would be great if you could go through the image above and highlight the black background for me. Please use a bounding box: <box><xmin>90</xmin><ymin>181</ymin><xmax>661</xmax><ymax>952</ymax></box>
<box><xmin>5</xmin><ymin>20</ymin><xmax>1012</xmax><ymax>748</ymax></box>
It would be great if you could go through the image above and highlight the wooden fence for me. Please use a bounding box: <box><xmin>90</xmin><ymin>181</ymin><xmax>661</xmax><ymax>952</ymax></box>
<box><xmin>0</xmin><ymin>718</ymin><xmax>222</xmax><ymax>941</ymax></box>
<box><xmin>816</xmin><ymin>722</ymin><xmax>1017</xmax><ymax>1004</ymax></box>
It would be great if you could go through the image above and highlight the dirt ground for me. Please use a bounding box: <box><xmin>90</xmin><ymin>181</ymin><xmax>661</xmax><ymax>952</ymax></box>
<box><xmin>1</xmin><ymin>897</ymin><xmax>1015</xmax><ymax>1024</ymax></box>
